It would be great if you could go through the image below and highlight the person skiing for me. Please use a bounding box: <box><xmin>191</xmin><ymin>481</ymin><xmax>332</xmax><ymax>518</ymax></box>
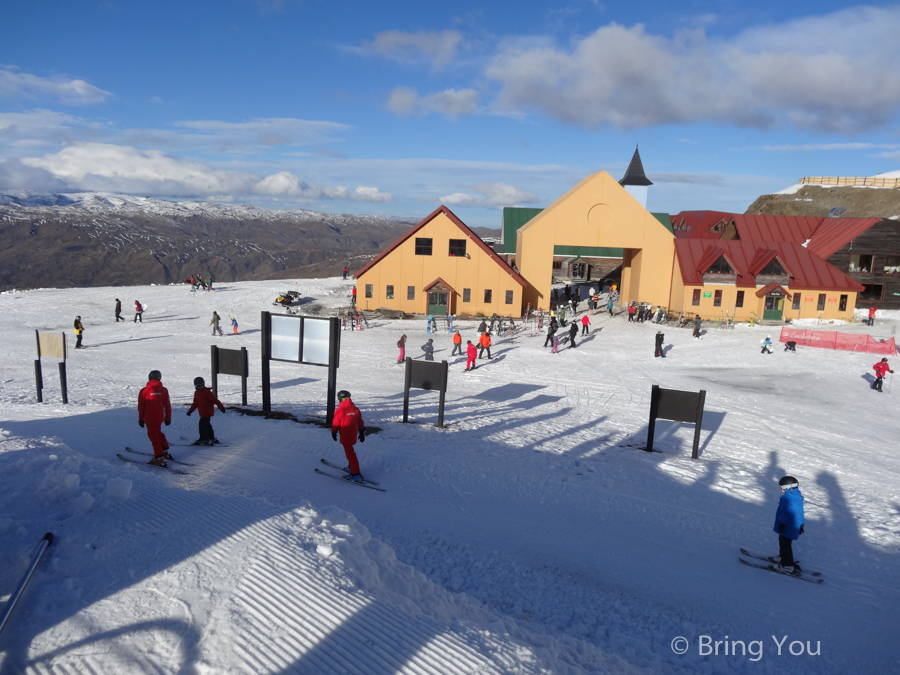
<box><xmin>654</xmin><ymin>331</ymin><xmax>666</xmax><ymax>358</ymax></box>
<box><xmin>581</xmin><ymin>314</ymin><xmax>591</xmax><ymax>335</ymax></box>
<box><xmin>210</xmin><ymin>311</ymin><xmax>223</xmax><ymax>336</ymax></box>
<box><xmin>187</xmin><ymin>376</ymin><xmax>225</xmax><ymax>445</ymax></box>
<box><xmin>478</xmin><ymin>331</ymin><xmax>492</xmax><ymax>359</ymax></box>
<box><xmin>115</xmin><ymin>298</ymin><xmax>123</xmax><ymax>322</ymax></box>
<box><xmin>693</xmin><ymin>314</ymin><xmax>702</xmax><ymax>339</ymax></box>
<box><xmin>73</xmin><ymin>316</ymin><xmax>84</xmax><ymax>349</ymax></box>
<box><xmin>138</xmin><ymin>370</ymin><xmax>172</xmax><ymax>466</ymax></box>
<box><xmin>772</xmin><ymin>475</ymin><xmax>805</xmax><ymax>574</ymax></box>
<box><xmin>134</xmin><ymin>300</ymin><xmax>143</xmax><ymax>323</ymax></box>
<box><xmin>465</xmin><ymin>340</ymin><xmax>477</xmax><ymax>370</ymax></box>
<box><xmin>550</xmin><ymin>333</ymin><xmax>560</xmax><ymax>353</ymax></box>
<box><xmin>397</xmin><ymin>334</ymin><xmax>406</xmax><ymax>363</ymax></box>
<box><xmin>451</xmin><ymin>330</ymin><xmax>463</xmax><ymax>356</ymax></box>
<box><xmin>231</xmin><ymin>316</ymin><xmax>239</xmax><ymax>335</ymax></box>
<box><xmin>421</xmin><ymin>338</ymin><xmax>435</xmax><ymax>361</ymax></box>
<box><xmin>872</xmin><ymin>358</ymin><xmax>894</xmax><ymax>392</ymax></box>
<box><xmin>331</xmin><ymin>390</ymin><xmax>365</xmax><ymax>482</ymax></box>
<box><xmin>568</xmin><ymin>321</ymin><xmax>578</xmax><ymax>348</ymax></box>
<box><xmin>761</xmin><ymin>335</ymin><xmax>773</xmax><ymax>354</ymax></box>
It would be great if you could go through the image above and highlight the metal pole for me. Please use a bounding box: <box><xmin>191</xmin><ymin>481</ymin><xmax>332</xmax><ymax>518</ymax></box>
<box><xmin>58</xmin><ymin>362</ymin><xmax>68</xmax><ymax>404</ymax></box>
<box><xmin>0</xmin><ymin>533</ymin><xmax>53</xmax><ymax>635</ymax></box>
<box><xmin>646</xmin><ymin>385</ymin><xmax>659</xmax><ymax>452</ymax></box>
<box><xmin>261</xmin><ymin>311</ymin><xmax>271</xmax><ymax>412</ymax></box>
<box><xmin>211</xmin><ymin>345</ymin><xmax>219</xmax><ymax>398</ymax></box>
<box><xmin>241</xmin><ymin>347</ymin><xmax>248</xmax><ymax>406</ymax></box>
<box><xmin>402</xmin><ymin>357</ymin><xmax>412</xmax><ymax>423</ymax></box>
<box><xmin>692</xmin><ymin>390</ymin><xmax>706</xmax><ymax>459</ymax></box>
<box><xmin>35</xmin><ymin>359</ymin><xmax>43</xmax><ymax>403</ymax></box>
<box><xmin>437</xmin><ymin>360</ymin><xmax>448</xmax><ymax>428</ymax></box>
<box><xmin>325</xmin><ymin>318</ymin><xmax>340</xmax><ymax>426</ymax></box>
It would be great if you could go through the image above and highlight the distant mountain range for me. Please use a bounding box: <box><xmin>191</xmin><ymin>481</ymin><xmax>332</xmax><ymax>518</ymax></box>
<box><xmin>0</xmin><ymin>191</ymin><xmax>499</xmax><ymax>290</ymax></box>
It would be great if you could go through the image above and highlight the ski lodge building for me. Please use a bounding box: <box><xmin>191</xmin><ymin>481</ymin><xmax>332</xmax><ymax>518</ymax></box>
<box><xmin>356</xmin><ymin>149</ymin><xmax>879</xmax><ymax>321</ymax></box>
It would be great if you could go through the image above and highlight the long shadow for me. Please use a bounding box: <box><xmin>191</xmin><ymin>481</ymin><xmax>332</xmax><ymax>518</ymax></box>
<box><xmin>271</xmin><ymin>376</ymin><xmax>319</xmax><ymax>389</ymax></box>
<box><xmin>93</xmin><ymin>335</ymin><xmax>174</xmax><ymax>347</ymax></box>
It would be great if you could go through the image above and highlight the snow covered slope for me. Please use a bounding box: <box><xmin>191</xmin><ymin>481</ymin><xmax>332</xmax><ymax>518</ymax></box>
<box><xmin>0</xmin><ymin>279</ymin><xmax>898</xmax><ymax>674</ymax></box>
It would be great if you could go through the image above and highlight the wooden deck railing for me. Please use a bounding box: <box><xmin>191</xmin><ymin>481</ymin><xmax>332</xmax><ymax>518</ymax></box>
<box><xmin>799</xmin><ymin>176</ymin><xmax>900</xmax><ymax>188</ymax></box>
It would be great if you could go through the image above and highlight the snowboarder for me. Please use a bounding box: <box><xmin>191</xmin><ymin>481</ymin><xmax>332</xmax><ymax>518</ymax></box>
<box><xmin>397</xmin><ymin>334</ymin><xmax>407</xmax><ymax>363</ymax></box>
<box><xmin>772</xmin><ymin>475</ymin><xmax>805</xmax><ymax>574</ymax></box>
<box><xmin>761</xmin><ymin>336</ymin><xmax>773</xmax><ymax>354</ymax></box>
<box><xmin>451</xmin><ymin>330</ymin><xmax>463</xmax><ymax>356</ymax></box>
<box><xmin>187</xmin><ymin>376</ymin><xmax>225</xmax><ymax>445</ymax></box>
<box><xmin>231</xmin><ymin>316</ymin><xmax>239</xmax><ymax>335</ymax></box>
<box><xmin>138</xmin><ymin>370</ymin><xmax>172</xmax><ymax>466</ymax></box>
<box><xmin>210</xmin><ymin>311</ymin><xmax>224</xmax><ymax>336</ymax></box>
<box><xmin>134</xmin><ymin>300</ymin><xmax>144</xmax><ymax>323</ymax></box>
<box><xmin>872</xmin><ymin>358</ymin><xmax>894</xmax><ymax>392</ymax></box>
<box><xmin>654</xmin><ymin>331</ymin><xmax>665</xmax><ymax>358</ymax></box>
<box><xmin>581</xmin><ymin>314</ymin><xmax>591</xmax><ymax>335</ymax></box>
<box><xmin>478</xmin><ymin>331</ymin><xmax>492</xmax><ymax>359</ymax></box>
<box><xmin>568</xmin><ymin>322</ymin><xmax>578</xmax><ymax>348</ymax></box>
<box><xmin>421</xmin><ymin>338</ymin><xmax>435</xmax><ymax>361</ymax></box>
<box><xmin>465</xmin><ymin>340</ymin><xmax>477</xmax><ymax>370</ymax></box>
<box><xmin>693</xmin><ymin>315</ymin><xmax>702</xmax><ymax>339</ymax></box>
<box><xmin>73</xmin><ymin>316</ymin><xmax>84</xmax><ymax>349</ymax></box>
<box><xmin>115</xmin><ymin>298</ymin><xmax>123</xmax><ymax>322</ymax></box>
<box><xmin>331</xmin><ymin>390</ymin><xmax>365</xmax><ymax>483</ymax></box>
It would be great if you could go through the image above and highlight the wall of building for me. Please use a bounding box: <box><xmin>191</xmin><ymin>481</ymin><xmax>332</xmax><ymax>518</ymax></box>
<box><xmin>675</xmin><ymin>285</ymin><xmax>857</xmax><ymax>321</ymax></box>
<box><xmin>826</xmin><ymin>221</ymin><xmax>900</xmax><ymax>310</ymax></box>
<box><xmin>355</xmin><ymin>211</ymin><xmax>522</xmax><ymax>316</ymax></box>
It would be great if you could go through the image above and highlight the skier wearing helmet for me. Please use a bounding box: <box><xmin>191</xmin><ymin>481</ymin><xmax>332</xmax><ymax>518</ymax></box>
<box><xmin>187</xmin><ymin>376</ymin><xmax>225</xmax><ymax>445</ymax></box>
<box><xmin>871</xmin><ymin>358</ymin><xmax>894</xmax><ymax>392</ymax></box>
<box><xmin>138</xmin><ymin>370</ymin><xmax>172</xmax><ymax>466</ymax></box>
<box><xmin>331</xmin><ymin>390</ymin><xmax>366</xmax><ymax>482</ymax></box>
<box><xmin>773</xmin><ymin>476</ymin><xmax>805</xmax><ymax>574</ymax></box>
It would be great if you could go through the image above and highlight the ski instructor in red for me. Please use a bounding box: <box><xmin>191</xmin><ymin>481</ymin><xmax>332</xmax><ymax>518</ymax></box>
<box><xmin>331</xmin><ymin>390</ymin><xmax>365</xmax><ymax>482</ymax></box>
<box><xmin>138</xmin><ymin>370</ymin><xmax>172</xmax><ymax>466</ymax></box>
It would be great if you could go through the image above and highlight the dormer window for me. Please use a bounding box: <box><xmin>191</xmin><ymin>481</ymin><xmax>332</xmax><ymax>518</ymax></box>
<box><xmin>710</xmin><ymin>220</ymin><xmax>727</xmax><ymax>233</ymax></box>
<box><xmin>758</xmin><ymin>258</ymin><xmax>786</xmax><ymax>276</ymax></box>
<box><xmin>705</xmin><ymin>256</ymin><xmax>735</xmax><ymax>275</ymax></box>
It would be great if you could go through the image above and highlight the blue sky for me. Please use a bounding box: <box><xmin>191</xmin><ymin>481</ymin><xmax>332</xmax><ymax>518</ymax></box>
<box><xmin>2</xmin><ymin>1</ymin><xmax>899</xmax><ymax>228</ymax></box>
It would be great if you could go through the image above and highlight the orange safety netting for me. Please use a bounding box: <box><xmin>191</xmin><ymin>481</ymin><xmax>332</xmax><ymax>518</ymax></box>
<box><xmin>779</xmin><ymin>327</ymin><xmax>897</xmax><ymax>355</ymax></box>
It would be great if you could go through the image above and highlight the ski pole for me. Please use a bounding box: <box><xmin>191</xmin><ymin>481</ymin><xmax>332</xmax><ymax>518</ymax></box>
<box><xmin>0</xmin><ymin>533</ymin><xmax>53</xmax><ymax>635</ymax></box>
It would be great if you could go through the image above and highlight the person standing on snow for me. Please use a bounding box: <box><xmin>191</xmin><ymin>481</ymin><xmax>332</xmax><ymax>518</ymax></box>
<box><xmin>210</xmin><ymin>311</ymin><xmax>223</xmax><ymax>336</ymax></box>
<box><xmin>628</xmin><ymin>303</ymin><xmax>636</xmax><ymax>322</ymax></box>
<box><xmin>465</xmin><ymin>340</ymin><xmax>477</xmax><ymax>370</ymax></box>
<box><xmin>134</xmin><ymin>300</ymin><xmax>144</xmax><ymax>323</ymax></box>
<box><xmin>479</xmin><ymin>331</ymin><xmax>492</xmax><ymax>359</ymax></box>
<box><xmin>867</xmin><ymin>306</ymin><xmax>877</xmax><ymax>327</ymax></box>
<box><xmin>544</xmin><ymin>316</ymin><xmax>558</xmax><ymax>347</ymax></box>
<box><xmin>451</xmin><ymin>330</ymin><xmax>463</xmax><ymax>356</ymax></box>
<box><xmin>343</xmin><ymin>265</ymin><xmax>349</xmax><ymax>280</ymax></box>
<box><xmin>421</xmin><ymin>338</ymin><xmax>435</xmax><ymax>361</ymax></box>
<box><xmin>138</xmin><ymin>370</ymin><xmax>172</xmax><ymax>466</ymax></box>
<box><xmin>761</xmin><ymin>336</ymin><xmax>773</xmax><ymax>354</ymax></box>
<box><xmin>231</xmin><ymin>316</ymin><xmax>239</xmax><ymax>335</ymax></box>
<box><xmin>654</xmin><ymin>331</ymin><xmax>666</xmax><ymax>358</ymax></box>
<box><xmin>477</xmin><ymin>318</ymin><xmax>487</xmax><ymax>335</ymax></box>
<box><xmin>187</xmin><ymin>376</ymin><xmax>225</xmax><ymax>445</ymax></box>
<box><xmin>772</xmin><ymin>475</ymin><xmax>805</xmax><ymax>574</ymax></box>
<box><xmin>115</xmin><ymin>298</ymin><xmax>123</xmax><ymax>322</ymax></box>
<box><xmin>73</xmin><ymin>316</ymin><xmax>84</xmax><ymax>349</ymax></box>
<box><xmin>872</xmin><ymin>358</ymin><xmax>894</xmax><ymax>392</ymax></box>
<box><xmin>550</xmin><ymin>333</ymin><xmax>560</xmax><ymax>354</ymax></box>
<box><xmin>693</xmin><ymin>314</ymin><xmax>702</xmax><ymax>339</ymax></box>
<box><xmin>331</xmin><ymin>390</ymin><xmax>365</xmax><ymax>483</ymax></box>
<box><xmin>351</xmin><ymin>286</ymin><xmax>357</xmax><ymax>307</ymax></box>
<box><xmin>581</xmin><ymin>314</ymin><xmax>591</xmax><ymax>335</ymax></box>
<box><xmin>397</xmin><ymin>334</ymin><xmax>407</xmax><ymax>363</ymax></box>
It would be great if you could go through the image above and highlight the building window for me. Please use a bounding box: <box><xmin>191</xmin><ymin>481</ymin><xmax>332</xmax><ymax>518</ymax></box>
<box><xmin>484</xmin><ymin>289</ymin><xmax>493</xmax><ymax>303</ymax></box>
<box><xmin>463</xmin><ymin>288</ymin><xmax>471</xmax><ymax>303</ymax></box>
<box><xmin>736</xmin><ymin>290</ymin><xmax>744</xmax><ymax>308</ymax></box>
<box><xmin>860</xmin><ymin>284</ymin><xmax>885</xmax><ymax>301</ymax></box>
<box><xmin>839</xmin><ymin>294</ymin><xmax>848</xmax><ymax>311</ymax></box>
<box><xmin>849</xmin><ymin>254</ymin><xmax>874</xmax><ymax>273</ymax></box>
<box><xmin>505</xmin><ymin>290</ymin><xmax>514</xmax><ymax>304</ymax></box>
<box><xmin>884</xmin><ymin>255</ymin><xmax>900</xmax><ymax>274</ymax></box>
<box><xmin>386</xmin><ymin>285</ymin><xmax>394</xmax><ymax>300</ymax></box>
<box><xmin>552</xmin><ymin>261</ymin><xmax>563</xmax><ymax>270</ymax></box>
<box><xmin>817</xmin><ymin>293</ymin><xmax>826</xmax><ymax>311</ymax></box>
<box><xmin>706</xmin><ymin>256</ymin><xmax>734</xmax><ymax>274</ymax></box>
<box><xmin>407</xmin><ymin>286</ymin><xmax>415</xmax><ymax>300</ymax></box>
<box><xmin>792</xmin><ymin>293</ymin><xmax>800</xmax><ymax>310</ymax></box>
<box><xmin>713</xmin><ymin>290</ymin><xmax>722</xmax><ymax>307</ymax></box>
<box><xmin>759</xmin><ymin>258</ymin><xmax>787</xmax><ymax>276</ymax></box>
<box><xmin>692</xmin><ymin>289</ymin><xmax>701</xmax><ymax>306</ymax></box>
<box><xmin>449</xmin><ymin>239</ymin><xmax>466</xmax><ymax>256</ymax></box>
<box><xmin>415</xmin><ymin>238</ymin><xmax>433</xmax><ymax>256</ymax></box>
<box><xmin>365</xmin><ymin>284</ymin><xmax>373</xmax><ymax>298</ymax></box>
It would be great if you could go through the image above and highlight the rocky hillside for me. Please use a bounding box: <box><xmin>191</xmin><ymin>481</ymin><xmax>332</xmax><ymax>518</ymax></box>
<box><xmin>0</xmin><ymin>192</ymin><xmax>498</xmax><ymax>290</ymax></box>
<box><xmin>745</xmin><ymin>185</ymin><xmax>900</xmax><ymax>218</ymax></box>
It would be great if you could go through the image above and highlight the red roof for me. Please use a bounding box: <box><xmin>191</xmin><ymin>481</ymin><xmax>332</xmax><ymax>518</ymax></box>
<box><xmin>423</xmin><ymin>276</ymin><xmax>457</xmax><ymax>294</ymax></box>
<box><xmin>805</xmin><ymin>218</ymin><xmax>882</xmax><ymax>258</ymax></box>
<box><xmin>755</xmin><ymin>282</ymin><xmax>792</xmax><ymax>299</ymax></box>
<box><xmin>353</xmin><ymin>205</ymin><xmax>526</xmax><ymax>287</ymax></box>
<box><xmin>731</xmin><ymin>215</ymin><xmax>823</xmax><ymax>243</ymax></box>
<box><xmin>670</xmin><ymin>211</ymin><xmax>734</xmax><ymax>239</ymax></box>
<box><xmin>674</xmin><ymin>240</ymin><xmax>865</xmax><ymax>292</ymax></box>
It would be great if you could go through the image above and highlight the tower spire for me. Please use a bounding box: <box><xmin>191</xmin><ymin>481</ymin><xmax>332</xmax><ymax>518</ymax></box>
<box><xmin>619</xmin><ymin>146</ymin><xmax>653</xmax><ymax>186</ymax></box>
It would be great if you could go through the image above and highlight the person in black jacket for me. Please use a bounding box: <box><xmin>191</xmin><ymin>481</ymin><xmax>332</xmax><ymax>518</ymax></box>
<box><xmin>115</xmin><ymin>298</ymin><xmax>123</xmax><ymax>322</ymax></box>
<box><xmin>544</xmin><ymin>317</ymin><xmax>558</xmax><ymax>347</ymax></box>
<box><xmin>655</xmin><ymin>331</ymin><xmax>666</xmax><ymax>358</ymax></box>
<box><xmin>73</xmin><ymin>316</ymin><xmax>84</xmax><ymax>349</ymax></box>
<box><xmin>568</xmin><ymin>321</ymin><xmax>578</xmax><ymax>348</ymax></box>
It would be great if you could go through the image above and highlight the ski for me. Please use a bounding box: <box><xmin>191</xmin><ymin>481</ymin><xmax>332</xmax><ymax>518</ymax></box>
<box><xmin>177</xmin><ymin>437</ymin><xmax>229</xmax><ymax>446</ymax></box>
<box><xmin>738</xmin><ymin>558</ymin><xmax>823</xmax><ymax>583</ymax></box>
<box><xmin>117</xmin><ymin>453</ymin><xmax>189</xmax><ymax>475</ymax></box>
<box><xmin>125</xmin><ymin>447</ymin><xmax>194</xmax><ymax>466</ymax></box>
<box><xmin>315</xmin><ymin>468</ymin><xmax>386</xmax><ymax>491</ymax></box>
<box><xmin>739</xmin><ymin>548</ymin><xmax>821</xmax><ymax>576</ymax></box>
<box><xmin>320</xmin><ymin>458</ymin><xmax>380</xmax><ymax>485</ymax></box>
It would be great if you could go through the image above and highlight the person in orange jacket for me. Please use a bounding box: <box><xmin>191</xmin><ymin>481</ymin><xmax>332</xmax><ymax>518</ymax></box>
<box><xmin>331</xmin><ymin>390</ymin><xmax>365</xmax><ymax>482</ymax></box>
<box><xmin>478</xmin><ymin>331</ymin><xmax>492</xmax><ymax>359</ymax></box>
<box><xmin>451</xmin><ymin>330</ymin><xmax>463</xmax><ymax>356</ymax></box>
<box><xmin>138</xmin><ymin>370</ymin><xmax>172</xmax><ymax>465</ymax></box>
<box><xmin>187</xmin><ymin>376</ymin><xmax>226</xmax><ymax>445</ymax></box>
<box><xmin>465</xmin><ymin>340</ymin><xmax>477</xmax><ymax>370</ymax></box>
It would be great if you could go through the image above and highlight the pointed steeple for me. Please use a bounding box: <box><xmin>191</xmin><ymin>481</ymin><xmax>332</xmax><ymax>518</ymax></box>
<box><xmin>619</xmin><ymin>145</ymin><xmax>653</xmax><ymax>186</ymax></box>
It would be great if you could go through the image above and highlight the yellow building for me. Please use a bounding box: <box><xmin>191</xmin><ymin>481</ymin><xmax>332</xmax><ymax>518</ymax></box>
<box><xmin>354</xmin><ymin>206</ymin><xmax>524</xmax><ymax>316</ymax></box>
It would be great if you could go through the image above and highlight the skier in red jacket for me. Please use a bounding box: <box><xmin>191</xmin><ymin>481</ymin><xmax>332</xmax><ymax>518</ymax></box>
<box><xmin>187</xmin><ymin>376</ymin><xmax>226</xmax><ymax>445</ymax></box>
<box><xmin>465</xmin><ymin>340</ymin><xmax>478</xmax><ymax>370</ymax></box>
<box><xmin>137</xmin><ymin>370</ymin><xmax>172</xmax><ymax>465</ymax></box>
<box><xmin>331</xmin><ymin>390</ymin><xmax>365</xmax><ymax>482</ymax></box>
<box><xmin>872</xmin><ymin>358</ymin><xmax>894</xmax><ymax>392</ymax></box>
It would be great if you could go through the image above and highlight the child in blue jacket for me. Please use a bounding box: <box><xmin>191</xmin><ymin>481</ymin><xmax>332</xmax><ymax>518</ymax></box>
<box><xmin>773</xmin><ymin>475</ymin><xmax>805</xmax><ymax>573</ymax></box>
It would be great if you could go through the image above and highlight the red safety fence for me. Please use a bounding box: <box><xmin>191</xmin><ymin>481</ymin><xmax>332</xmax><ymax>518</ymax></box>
<box><xmin>779</xmin><ymin>327</ymin><xmax>897</xmax><ymax>355</ymax></box>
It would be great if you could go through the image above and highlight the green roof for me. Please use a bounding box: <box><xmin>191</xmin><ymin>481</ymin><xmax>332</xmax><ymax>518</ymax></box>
<box><xmin>502</xmin><ymin>207</ymin><xmax>544</xmax><ymax>254</ymax></box>
<box><xmin>553</xmin><ymin>246</ymin><xmax>624</xmax><ymax>258</ymax></box>
<box><xmin>652</xmin><ymin>212</ymin><xmax>673</xmax><ymax>234</ymax></box>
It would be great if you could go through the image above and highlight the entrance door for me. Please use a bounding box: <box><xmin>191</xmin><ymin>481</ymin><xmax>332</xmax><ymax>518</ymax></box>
<box><xmin>427</xmin><ymin>291</ymin><xmax>448</xmax><ymax>316</ymax></box>
<box><xmin>763</xmin><ymin>294</ymin><xmax>784</xmax><ymax>320</ymax></box>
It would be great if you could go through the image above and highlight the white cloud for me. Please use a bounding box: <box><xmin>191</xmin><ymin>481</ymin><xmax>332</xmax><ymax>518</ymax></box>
<box><xmin>0</xmin><ymin>110</ymin><xmax>104</xmax><ymax>150</ymax></box>
<box><xmin>387</xmin><ymin>87</ymin><xmax>479</xmax><ymax>117</ymax></box>
<box><xmin>362</xmin><ymin>30</ymin><xmax>462</xmax><ymax>68</ymax></box>
<box><xmin>254</xmin><ymin>171</ymin><xmax>392</xmax><ymax>202</ymax></box>
<box><xmin>762</xmin><ymin>143</ymin><xmax>900</xmax><ymax>152</ymax></box>
<box><xmin>438</xmin><ymin>182</ymin><xmax>539</xmax><ymax>209</ymax></box>
<box><xmin>0</xmin><ymin>67</ymin><xmax>111</xmax><ymax>105</ymax></box>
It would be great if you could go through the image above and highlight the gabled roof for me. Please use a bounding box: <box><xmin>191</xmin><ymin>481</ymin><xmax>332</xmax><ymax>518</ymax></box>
<box><xmin>619</xmin><ymin>147</ymin><xmax>653</xmax><ymax>186</ymax></box>
<box><xmin>354</xmin><ymin>205</ymin><xmax>526</xmax><ymax>287</ymax></box>
<box><xmin>671</xmin><ymin>211</ymin><xmax>735</xmax><ymax>239</ymax></box>
<box><xmin>804</xmin><ymin>217</ymin><xmax>883</xmax><ymax>258</ymax></box>
<box><xmin>730</xmin><ymin>215</ymin><xmax>823</xmax><ymax>243</ymax></box>
<box><xmin>696</xmin><ymin>247</ymin><xmax>736</xmax><ymax>274</ymax></box>
<box><xmin>423</xmin><ymin>277</ymin><xmax>457</xmax><ymax>294</ymax></box>
<box><xmin>756</xmin><ymin>282</ymin><xmax>792</xmax><ymax>299</ymax></box>
<box><xmin>674</xmin><ymin>240</ymin><xmax>865</xmax><ymax>292</ymax></box>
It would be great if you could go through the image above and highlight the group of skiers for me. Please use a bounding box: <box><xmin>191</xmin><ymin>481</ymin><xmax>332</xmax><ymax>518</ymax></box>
<box><xmin>210</xmin><ymin>311</ymin><xmax>239</xmax><ymax>336</ymax></box>
<box><xmin>628</xmin><ymin>302</ymin><xmax>665</xmax><ymax>323</ymax></box>
<box><xmin>185</xmin><ymin>273</ymin><xmax>215</xmax><ymax>291</ymax></box>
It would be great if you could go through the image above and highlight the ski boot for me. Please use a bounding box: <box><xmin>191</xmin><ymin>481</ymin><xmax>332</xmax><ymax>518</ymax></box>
<box><xmin>148</xmin><ymin>456</ymin><xmax>168</xmax><ymax>467</ymax></box>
